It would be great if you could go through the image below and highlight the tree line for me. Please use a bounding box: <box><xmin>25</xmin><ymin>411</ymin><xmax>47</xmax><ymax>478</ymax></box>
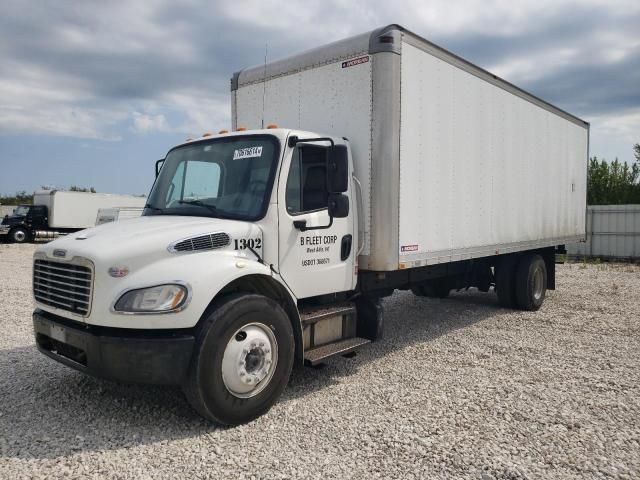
<box><xmin>0</xmin><ymin>186</ymin><xmax>96</xmax><ymax>205</ymax></box>
<box><xmin>587</xmin><ymin>143</ymin><xmax>640</xmax><ymax>205</ymax></box>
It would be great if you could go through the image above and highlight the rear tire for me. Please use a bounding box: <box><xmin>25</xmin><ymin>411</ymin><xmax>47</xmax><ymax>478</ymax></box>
<box><xmin>182</xmin><ymin>293</ymin><xmax>294</xmax><ymax>425</ymax></box>
<box><xmin>495</xmin><ymin>256</ymin><xmax>517</xmax><ymax>308</ymax></box>
<box><xmin>515</xmin><ymin>254</ymin><xmax>547</xmax><ymax>311</ymax></box>
<box><xmin>10</xmin><ymin>227</ymin><xmax>28</xmax><ymax>243</ymax></box>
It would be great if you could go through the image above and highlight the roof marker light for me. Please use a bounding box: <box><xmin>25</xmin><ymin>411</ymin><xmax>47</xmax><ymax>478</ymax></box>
<box><xmin>266</xmin><ymin>124</ymin><xmax>278</xmax><ymax>129</ymax></box>
<box><xmin>236</xmin><ymin>127</ymin><xmax>247</xmax><ymax>131</ymax></box>
<box><xmin>202</xmin><ymin>132</ymin><xmax>213</xmax><ymax>137</ymax></box>
<box><xmin>219</xmin><ymin>129</ymin><xmax>229</xmax><ymax>134</ymax></box>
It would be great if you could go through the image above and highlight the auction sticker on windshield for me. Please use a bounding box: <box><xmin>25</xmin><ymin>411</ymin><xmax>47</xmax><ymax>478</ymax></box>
<box><xmin>233</xmin><ymin>146</ymin><xmax>263</xmax><ymax>160</ymax></box>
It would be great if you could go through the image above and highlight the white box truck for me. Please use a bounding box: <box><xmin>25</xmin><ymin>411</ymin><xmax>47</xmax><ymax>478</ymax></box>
<box><xmin>1</xmin><ymin>190</ymin><xmax>146</xmax><ymax>242</ymax></box>
<box><xmin>95</xmin><ymin>207</ymin><xmax>144</xmax><ymax>226</ymax></box>
<box><xmin>31</xmin><ymin>25</ymin><xmax>588</xmax><ymax>425</ymax></box>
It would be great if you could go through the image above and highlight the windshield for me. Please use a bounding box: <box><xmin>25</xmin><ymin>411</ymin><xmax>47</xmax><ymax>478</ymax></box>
<box><xmin>145</xmin><ymin>135</ymin><xmax>280</xmax><ymax>221</ymax></box>
<box><xmin>13</xmin><ymin>206</ymin><xmax>30</xmax><ymax>216</ymax></box>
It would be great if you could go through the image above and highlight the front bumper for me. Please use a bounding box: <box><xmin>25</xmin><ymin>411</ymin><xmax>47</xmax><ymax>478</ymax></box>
<box><xmin>0</xmin><ymin>225</ymin><xmax>10</xmax><ymax>236</ymax></box>
<box><xmin>33</xmin><ymin>309</ymin><xmax>195</xmax><ymax>385</ymax></box>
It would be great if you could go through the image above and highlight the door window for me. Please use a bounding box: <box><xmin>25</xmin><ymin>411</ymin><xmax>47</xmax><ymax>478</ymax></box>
<box><xmin>285</xmin><ymin>146</ymin><xmax>328</xmax><ymax>215</ymax></box>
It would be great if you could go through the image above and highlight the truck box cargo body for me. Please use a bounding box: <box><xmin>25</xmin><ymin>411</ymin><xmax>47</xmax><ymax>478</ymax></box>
<box><xmin>1</xmin><ymin>190</ymin><xmax>146</xmax><ymax>242</ymax></box>
<box><xmin>95</xmin><ymin>207</ymin><xmax>144</xmax><ymax>226</ymax></box>
<box><xmin>32</xmin><ymin>24</ymin><xmax>589</xmax><ymax>425</ymax></box>
<box><xmin>232</xmin><ymin>24</ymin><xmax>589</xmax><ymax>271</ymax></box>
<box><xmin>34</xmin><ymin>191</ymin><xmax>147</xmax><ymax>229</ymax></box>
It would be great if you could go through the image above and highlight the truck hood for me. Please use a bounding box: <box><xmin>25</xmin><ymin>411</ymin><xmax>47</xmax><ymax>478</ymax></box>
<box><xmin>2</xmin><ymin>214</ymin><xmax>25</xmax><ymax>225</ymax></box>
<box><xmin>36</xmin><ymin>215</ymin><xmax>261</xmax><ymax>267</ymax></box>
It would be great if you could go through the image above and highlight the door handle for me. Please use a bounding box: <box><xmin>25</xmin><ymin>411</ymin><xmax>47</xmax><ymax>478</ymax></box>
<box><xmin>340</xmin><ymin>234</ymin><xmax>352</xmax><ymax>261</ymax></box>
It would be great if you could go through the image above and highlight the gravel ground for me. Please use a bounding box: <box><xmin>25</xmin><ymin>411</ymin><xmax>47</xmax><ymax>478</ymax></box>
<box><xmin>1</xmin><ymin>243</ymin><xmax>639</xmax><ymax>479</ymax></box>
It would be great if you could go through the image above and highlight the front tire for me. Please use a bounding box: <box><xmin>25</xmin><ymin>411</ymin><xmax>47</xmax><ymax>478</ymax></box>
<box><xmin>10</xmin><ymin>227</ymin><xmax>28</xmax><ymax>243</ymax></box>
<box><xmin>183</xmin><ymin>294</ymin><xmax>294</xmax><ymax>425</ymax></box>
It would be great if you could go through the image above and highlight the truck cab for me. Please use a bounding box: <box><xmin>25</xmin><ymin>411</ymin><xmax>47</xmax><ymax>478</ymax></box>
<box><xmin>32</xmin><ymin>128</ymin><xmax>369</xmax><ymax>425</ymax></box>
<box><xmin>1</xmin><ymin>204</ymin><xmax>48</xmax><ymax>243</ymax></box>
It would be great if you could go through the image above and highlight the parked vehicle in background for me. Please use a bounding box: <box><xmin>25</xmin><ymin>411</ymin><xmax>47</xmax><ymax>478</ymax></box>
<box><xmin>1</xmin><ymin>190</ymin><xmax>146</xmax><ymax>243</ymax></box>
<box><xmin>31</xmin><ymin>24</ymin><xmax>588</xmax><ymax>425</ymax></box>
<box><xmin>95</xmin><ymin>207</ymin><xmax>144</xmax><ymax>226</ymax></box>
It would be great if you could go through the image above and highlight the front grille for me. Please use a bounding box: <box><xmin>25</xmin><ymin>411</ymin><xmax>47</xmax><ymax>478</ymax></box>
<box><xmin>33</xmin><ymin>259</ymin><xmax>93</xmax><ymax>315</ymax></box>
<box><xmin>171</xmin><ymin>232</ymin><xmax>230</xmax><ymax>252</ymax></box>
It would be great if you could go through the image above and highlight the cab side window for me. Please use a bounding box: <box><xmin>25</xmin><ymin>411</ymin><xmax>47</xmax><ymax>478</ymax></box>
<box><xmin>285</xmin><ymin>146</ymin><xmax>328</xmax><ymax>215</ymax></box>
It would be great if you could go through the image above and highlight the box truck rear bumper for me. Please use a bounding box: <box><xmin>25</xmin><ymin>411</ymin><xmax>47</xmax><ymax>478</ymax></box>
<box><xmin>33</xmin><ymin>310</ymin><xmax>194</xmax><ymax>385</ymax></box>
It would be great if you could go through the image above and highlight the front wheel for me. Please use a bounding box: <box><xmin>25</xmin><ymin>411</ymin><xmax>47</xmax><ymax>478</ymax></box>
<box><xmin>183</xmin><ymin>293</ymin><xmax>294</xmax><ymax>425</ymax></box>
<box><xmin>10</xmin><ymin>227</ymin><xmax>29</xmax><ymax>243</ymax></box>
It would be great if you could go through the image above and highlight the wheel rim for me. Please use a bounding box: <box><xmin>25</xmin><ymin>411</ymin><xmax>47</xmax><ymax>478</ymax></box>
<box><xmin>221</xmin><ymin>322</ymin><xmax>278</xmax><ymax>398</ymax></box>
<box><xmin>14</xmin><ymin>230</ymin><xmax>26</xmax><ymax>242</ymax></box>
<box><xmin>533</xmin><ymin>266</ymin><xmax>544</xmax><ymax>300</ymax></box>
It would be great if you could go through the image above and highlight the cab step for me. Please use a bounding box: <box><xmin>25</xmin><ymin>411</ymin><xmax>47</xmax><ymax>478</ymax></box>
<box><xmin>304</xmin><ymin>337</ymin><xmax>370</xmax><ymax>366</ymax></box>
<box><xmin>300</xmin><ymin>304</ymin><xmax>355</xmax><ymax>326</ymax></box>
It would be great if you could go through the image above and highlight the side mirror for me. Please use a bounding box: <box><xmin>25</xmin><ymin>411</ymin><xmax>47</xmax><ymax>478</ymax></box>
<box><xmin>155</xmin><ymin>159</ymin><xmax>164</xmax><ymax>177</ymax></box>
<box><xmin>328</xmin><ymin>193</ymin><xmax>349</xmax><ymax>218</ymax></box>
<box><xmin>328</xmin><ymin>145</ymin><xmax>349</xmax><ymax>193</ymax></box>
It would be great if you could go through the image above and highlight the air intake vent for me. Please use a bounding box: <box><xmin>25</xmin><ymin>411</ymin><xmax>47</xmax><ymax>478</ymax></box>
<box><xmin>170</xmin><ymin>233</ymin><xmax>231</xmax><ymax>253</ymax></box>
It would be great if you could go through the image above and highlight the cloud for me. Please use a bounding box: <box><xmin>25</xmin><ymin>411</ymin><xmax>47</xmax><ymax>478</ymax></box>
<box><xmin>0</xmin><ymin>0</ymin><xmax>638</xmax><ymax>162</ymax></box>
<box><xmin>131</xmin><ymin>112</ymin><xmax>169</xmax><ymax>134</ymax></box>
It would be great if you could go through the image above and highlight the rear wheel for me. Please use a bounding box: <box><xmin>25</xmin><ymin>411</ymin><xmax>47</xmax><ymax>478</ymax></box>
<box><xmin>515</xmin><ymin>254</ymin><xmax>547</xmax><ymax>311</ymax></box>
<box><xmin>10</xmin><ymin>227</ymin><xmax>28</xmax><ymax>244</ymax></box>
<box><xmin>182</xmin><ymin>294</ymin><xmax>294</xmax><ymax>425</ymax></box>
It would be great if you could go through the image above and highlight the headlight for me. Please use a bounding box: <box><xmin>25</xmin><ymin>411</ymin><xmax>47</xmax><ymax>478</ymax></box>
<box><xmin>114</xmin><ymin>284</ymin><xmax>189</xmax><ymax>313</ymax></box>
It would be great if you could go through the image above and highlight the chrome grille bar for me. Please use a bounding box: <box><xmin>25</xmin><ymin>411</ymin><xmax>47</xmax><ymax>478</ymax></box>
<box><xmin>33</xmin><ymin>258</ymin><xmax>93</xmax><ymax>316</ymax></box>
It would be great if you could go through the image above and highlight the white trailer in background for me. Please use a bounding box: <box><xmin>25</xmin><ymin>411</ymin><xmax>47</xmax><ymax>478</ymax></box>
<box><xmin>95</xmin><ymin>207</ymin><xmax>144</xmax><ymax>226</ymax></box>
<box><xmin>34</xmin><ymin>191</ymin><xmax>146</xmax><ymax>229</ymax></box>
<box><xmin>1</xmin><ymin>190</ymin><xmax>146</xmax><ymax>242</ymax></box>
<box><xmin>32</xmin><ymin>25</ymin><xmax>588</xmax><ymax>425</ymax></box>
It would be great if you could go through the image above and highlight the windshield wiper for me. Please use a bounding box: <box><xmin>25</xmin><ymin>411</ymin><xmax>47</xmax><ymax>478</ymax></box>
<box><xmin>178</xmin><ymin>199</ymin><xmax>219</xmax><ymax>215</ymax></box>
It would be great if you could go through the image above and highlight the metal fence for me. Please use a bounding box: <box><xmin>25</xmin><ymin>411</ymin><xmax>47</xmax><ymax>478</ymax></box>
<box><xmin>567</xmin><ymin>205</ymin><xmax>640</xmax><ymax>260</ymax></box>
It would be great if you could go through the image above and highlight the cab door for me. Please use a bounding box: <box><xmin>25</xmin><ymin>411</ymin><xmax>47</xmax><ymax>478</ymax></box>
<box><xmin>277</xmin><ymin>138</ymin><xmax>357</xmax><ymax>299</ymax></box>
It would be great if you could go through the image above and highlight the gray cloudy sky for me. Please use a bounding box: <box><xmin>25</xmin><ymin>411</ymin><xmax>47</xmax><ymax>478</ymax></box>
<box><xmin>1</xmin><ymin>0</ymin><xmax>639</xmax><ymax>195</ymax></box>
